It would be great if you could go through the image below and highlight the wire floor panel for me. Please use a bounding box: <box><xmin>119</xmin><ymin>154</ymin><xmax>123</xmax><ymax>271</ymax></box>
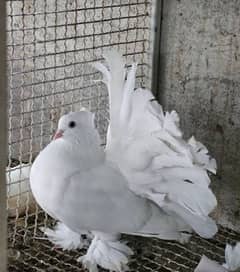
<box><xmin>8</xmin><ymin>219</ymin><xmax>240</xmax><ymax>272</ymax></box>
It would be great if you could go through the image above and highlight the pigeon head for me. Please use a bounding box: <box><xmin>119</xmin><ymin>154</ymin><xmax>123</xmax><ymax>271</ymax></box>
<box><xmin>53</xmin><ymin>110</ymin><xmax>95</xmax><ymax>142</ymax></box>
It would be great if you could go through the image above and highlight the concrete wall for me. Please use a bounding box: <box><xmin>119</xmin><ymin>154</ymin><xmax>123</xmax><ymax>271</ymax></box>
<box><xmin>158</xmin><ymin>0</ymin><xmax>240</xmax><ymax>230</ymax></box>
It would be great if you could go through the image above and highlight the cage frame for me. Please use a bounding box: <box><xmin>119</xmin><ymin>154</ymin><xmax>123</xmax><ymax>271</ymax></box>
<box><xmin>0</xmin><ymin>1</ymin><xmax>7</xmax><ymax>271</ymax></box>
<box><xmin>151</xmin><ymin>0</ymin><xmax>162</xmax><ymax>97</ymax></box>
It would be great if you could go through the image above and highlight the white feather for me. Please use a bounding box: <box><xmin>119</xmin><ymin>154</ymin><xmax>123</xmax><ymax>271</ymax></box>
<box><xmin>40</xmin><ymin>222</ymin><xmax>91</xmax><ymax>250</ymax></box>
<box><xmin>195</xmin><ymin>255</ymin><xmax>228</xmax><ymax>272</ymax></box>
<box><xmin>223</xmin><ymin>242</ymin><xmax>240</xmax><ymax>271</ymax></box>
<box><xmin>163</xmin><ymin>111</ymin><xmax>182</xmax><ymax>138</ymax></box>
<box><xmin>120</xmin><ymin>63</ymin><xmax>137</xmax><ymax>127</ymax></box>
<box><xmin>97</xmin><ymin>50</ymin><xmax>218</xmax><ymax>239</ymax></box>
<box><xmin>188</xmin><ymin>136</ymin><xmax>217</xmax><ymax>174</ymax></box>
<box><xmin>102</xmin><ymin>50</ymin><xmax>126</xmax><ymax>140</ymax></box>
<box><xmin>78</xmin><ymin>232</ymin><xmax>133</xmax><ymax>272</ymax></box>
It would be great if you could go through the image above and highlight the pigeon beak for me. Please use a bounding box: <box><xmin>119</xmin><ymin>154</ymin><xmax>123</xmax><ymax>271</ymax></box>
<box><xmin>53</xmin><ymin>129</ymin><xmax>64</xmax><ymax>140</ymax></box>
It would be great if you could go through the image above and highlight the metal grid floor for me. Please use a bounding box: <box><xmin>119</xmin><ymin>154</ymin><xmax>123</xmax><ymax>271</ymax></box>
<box><xmin>8</xmin><ymin>215</ymin><xmax>240</xmax><ymax>272</ymax></box>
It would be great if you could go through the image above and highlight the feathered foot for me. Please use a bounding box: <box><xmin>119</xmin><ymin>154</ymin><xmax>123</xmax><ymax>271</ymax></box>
<box><xmin>40</xmin><ymin>221</ymin><xmax>91</xmax><ymax>250</ymax></box>
<box><xmin>77</xmin><ymin>232</ymin><xmax>133</xmax><ymax>272</ymax></box>
<box><xmin>223</xmin><ymin>242</ymin><xmax>240</xmax><ymax>271</ymax></box>
<box><xmin>177</xmin><ymin>232</ymin><xmax>192</xmax><ymax>244</ymax></box>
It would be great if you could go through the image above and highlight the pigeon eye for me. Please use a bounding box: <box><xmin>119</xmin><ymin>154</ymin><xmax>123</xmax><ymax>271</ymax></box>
<box><xmin>69</xmin><ymin>121</ymin><xmax>76</xmax><ymax>128</ymax></box>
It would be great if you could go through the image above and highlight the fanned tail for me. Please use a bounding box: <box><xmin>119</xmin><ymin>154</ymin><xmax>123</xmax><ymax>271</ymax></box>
<box><xmin>95</xmin><ymin>50</ymin><xmax>218</xmax><ymax>239</ymax></box>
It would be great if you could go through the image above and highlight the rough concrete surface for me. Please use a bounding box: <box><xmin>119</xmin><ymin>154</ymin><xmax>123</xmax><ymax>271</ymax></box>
<box><xmin>158</xmin><ymin>0</ymin><xmax>240</xmax><ymax>230</ymax></box>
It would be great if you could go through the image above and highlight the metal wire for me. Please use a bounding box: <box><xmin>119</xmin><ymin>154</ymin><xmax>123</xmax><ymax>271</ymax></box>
<box><xmin>6</xmin><ymin>0</ymin><xmax>153</xmax><ymax>244</ymax></box>
<box><xmin>8</xmin><ymin>222</ymin><xmax>240</xmax><ymax>272</ymax></box>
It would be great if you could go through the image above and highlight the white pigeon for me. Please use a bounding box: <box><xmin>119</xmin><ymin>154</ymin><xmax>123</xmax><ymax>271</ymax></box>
<box><xmin>30</xmin><ymin>50</ymin><xmax>218</xmax><ymax>272</ymax></box>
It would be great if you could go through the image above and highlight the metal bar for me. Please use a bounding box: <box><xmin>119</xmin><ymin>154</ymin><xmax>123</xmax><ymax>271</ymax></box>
<box><xmin>151</xmin><ymin>0</ymin><xmax>163</xmax><ymax>97</ymax></box>
<box><xmin>0</xmin><ymin>0</ymin><xmax>7</xmax><ymax>270</ymax></box>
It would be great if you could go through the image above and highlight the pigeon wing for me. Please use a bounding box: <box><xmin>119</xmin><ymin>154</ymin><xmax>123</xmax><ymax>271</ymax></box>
<box><xmin>55</xmin><ymin>163</ymin><xmax>150</xmax><ymax>234</ymax></box>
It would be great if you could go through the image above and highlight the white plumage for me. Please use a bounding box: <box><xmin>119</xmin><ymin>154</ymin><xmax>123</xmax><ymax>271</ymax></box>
<box><xmin>30</xmin><ymin>50</ymin><xmax>218</xmax><ymax>272</ymax></box>
<box><xmin>97</xmin><ymin>50</ymin><xmax>217</xmax><ymax>238</ymax></box>
<box><xmin>195</xmin><ymin>255</ymin><xmax>228</xmax><ymax>272</ymax></box>
<box><xmin>223</xmin><ymin>242</ymin><xmax>240</xmax><ymax>271</ymax></box>
<box><xmin>78</xmin><ymin>232</ymin><xmax>133</xmax><ymax>272</ymax></box>
<box><xmin>40</xmin><ymin>222</ymin><xmax>91</xmax><ymax>251</ymax></box>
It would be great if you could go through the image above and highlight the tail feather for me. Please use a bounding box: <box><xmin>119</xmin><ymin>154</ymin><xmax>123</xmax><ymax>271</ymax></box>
<box><xmin>163</xmin><ymin>111</ymin><xmax>182</xmax><ymax>138</ymax></box>
<box><xmin>95</xmin><ymin>51</ymin><xmax>126</xmax><ymax>140</ymax></box>
<box><xmin>94</xmin><ymin>50</ymin><xmax>218</xmax><ymax>240</ymax></box>
<box><xmin>103</xmin><ymin>51</ymin><xmax>126</xmax><ymax>137</ymax></box>
<box><xmin>120</xmin><ymin>63</ymin><xmax>137</xmax><ymax>128</ymax></box>
<box><xmin>158</xmin><ymin>167</ymin><xmax>211</xmax><ymax>188</ymax></box>
<box><xmin>188</xmin><ymin>136</ymin><xmax>217</xmax><ymax>174</ymax></box>
<box><xmin>151</xmin><ymin>180</ymin><xmax>217</xmax><ymax>216</ymax></box>
<box><xmin>163</xmin><ymin>202</ymin><xmax>218</xmax><ymax>239</ymax></box>
<box><xmin>93</xmin><ymin>62</ymin><xmax>111</xmax><ymax>87</ymax></box>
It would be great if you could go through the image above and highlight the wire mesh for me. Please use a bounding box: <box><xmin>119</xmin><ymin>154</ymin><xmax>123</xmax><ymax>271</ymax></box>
<box><xmin>6</xmin><ymin>0</ymin><xmax>153</xmax><ymax>245</ymax></box>
<box><xmin>8</xmin><ymin>221</ymin><xmax>240</xmax><ymax>272</ymax></box>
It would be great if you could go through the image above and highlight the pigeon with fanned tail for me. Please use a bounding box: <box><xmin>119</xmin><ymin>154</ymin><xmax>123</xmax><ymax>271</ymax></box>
<box><xmin>30</xmin><ymin>50</ymin><xmax>218</xmax><ymax>272</ymax></box>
